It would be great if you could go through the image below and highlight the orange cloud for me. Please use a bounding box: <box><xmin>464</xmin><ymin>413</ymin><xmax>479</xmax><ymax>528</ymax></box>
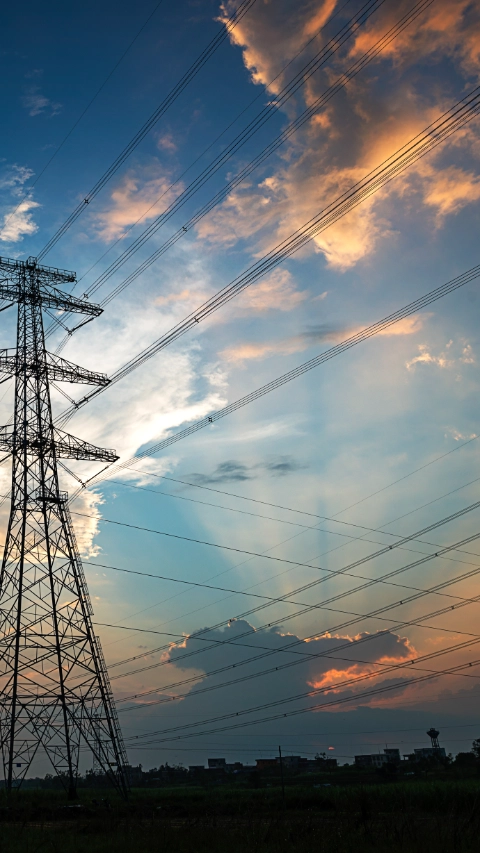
<box><xmin>222</xmin><ymin>313</ymin><xmax>426</xmax><ymax>364</ymax></box>
<box><xmin>220</xmin><ymin>0</ymin><xmax>339</xmax><ymax>94</ymax></box>
<box><xmin>208</xmin><ymin>1</ymin><xmax>480</xmax><ymax>271</ymax></box>
<box><xmin>236</xmin><ymin>269</ymin><xmax>308</xmax><ymax>312</ymax></box>
<box><xmin>94</xmin><ymin>165</ymin><xmax>184</xmax><ymax>241</ymax></box>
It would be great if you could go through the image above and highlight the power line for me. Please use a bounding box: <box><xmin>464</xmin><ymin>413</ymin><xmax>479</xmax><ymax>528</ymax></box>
<box><xmin>55</xmin><ymin>83</ymin><xmax>480</xmax><ymax>426</ymax></box>
<box><xmin>95</xmin><ymin>615</ymin><xmax>480</xmax><ymax>665</ymax></box>
<box><xmin>92</xmin><ymin>473</ymin><xmax>480</xmax><ymax>664</ymax></box>
<box><xmin>70</xmin><ymin>0</ymin><xmax>358</xmax><ymax>290</ymax></box>
<box><xmin>81</xmin><ymin>0</ymin><xmax>397</xmax><ymax>300</ymax></box>
<box><xmin>115</xmin><ymin>434</ymin><xmax>480</xmax><ymax>523</ymax></box>
<box><xmin>3</xmin><ymin>0</ymin><xmax>167</xmax><ymax>232</ymax></box>
<box><xmin>74</xmin><ymin>263</ymin><xmax>480</xmax><ymax>493</ymax></box>
<box><xmin>36</xmin><ymin>0</ymin><xmax>259</xmax><ymax>261</ymax></box>
<box><xmin>88</xmin><ymin>436</ymin><xmax>479</xmax><ymax>637</ymax></box>
<box><xmin>119</xmin><ymin>636</ymin><xmax>480</xmax><ymax>709</ymax></box>
<box><xmin>84</xmin><ymin>552</ymin><xmax>480</xmax><ymax>667</ymax></box>
<box><xmin>103</xmin><ymin>472</ymin><xmax>480</xmax><ymax>554</ymax></box>
<box><xmin>69</xmin><ymin>500</ymin><xmax>480</xmax><ymax>691</ymax></box>
<box><xmin>107</xmin><ymin>568</ymin><xmax>480</xmax><ymax>696</ymax></box>
<box><xmin>45</xmin><ymin>0</ymin><xmax>396</xmax><ymax>344</ymax></box>
<box><xmin>106</xmin><ymin>545</ymin><xmax>480</xmax><ymax>704</ymax></box>
<box><xmin>123</xmin><ymin>648</ymin><xmax>480</xmax><ymax>743</ymax></box>
<box><xmin>70</xmin><ymin>495</ymin><xmax>480</xmax><ymax>577</ymax></box>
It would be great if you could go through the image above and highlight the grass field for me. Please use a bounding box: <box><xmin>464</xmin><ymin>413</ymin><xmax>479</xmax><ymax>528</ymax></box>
<box><xmin>0</xmin><ymin>778</ymin><xmax>479</xmax><ymax>852</ymax></box>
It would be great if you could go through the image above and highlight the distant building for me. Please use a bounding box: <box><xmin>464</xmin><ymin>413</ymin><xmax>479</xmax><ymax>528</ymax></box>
<box><xmin>255</xmin><ymin>758</ymin><xmax>278</xmax><ymax>770</ymax></box>
<box><xmin>411</xmin><ymin>747</ymin><xmax>446</xmax><ymax>761</ymax></box>
<box><xmin>208</xmin><ymin>758</ymin><xmax>226</xmax><ymax>769</ymax></box>
<box><xmin>312</xmin><ymin>757</ymin><xmax>338</xmax><ymax>769</ymax></box>
<box><xmin>355</xmin><ymin>748</ymin><xmax>400</xmax><ymax>768</ymax></box>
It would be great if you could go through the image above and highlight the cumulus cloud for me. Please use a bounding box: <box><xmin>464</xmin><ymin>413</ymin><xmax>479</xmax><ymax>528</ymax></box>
<box><xmin>93</xmin><ymin>163</ymin><xmax>184</xmax><ymax>241</ymax></box>
<box><xmin>420</xmin><ymin>165</ymin><xmax>480</xmax><ymax>224</ymax></box>
<box><xmin>122</xmin><ymin>621</ymin><xmax>416</xmax><ymax>724</ymax></box>
<box><xmin>206</xmin><ymin>1</ymin><xmax>480</xmax><ymax>271</ymax></box>
<box><xmin>219</xmin><ymin>0</ymin><xmax>339</xmax><ymax>94</ymax></box>
<box><xmin>406</xmin><ymin>339</ymin><xmax>475</xmax><ymax>371</ymax></box>
<box><xmin>0</xmin><ymin>197</ymin><xmax>39</xmax><ymax>243</ymax></box>
<box><xmin>49</xmin><ymin>293</ymin><xmax>229</xmax><ymax>501</ymax></box>
<box><xmin>0</xmin><ymin>164</ymin><xmax>39</xmax><ymax>243</ymax></box>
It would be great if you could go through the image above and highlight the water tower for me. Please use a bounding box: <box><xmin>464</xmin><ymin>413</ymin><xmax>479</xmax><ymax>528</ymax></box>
<box><xmin>426</xmin><ymin>728</ymin><xmax>441</xmax><ymax>749</ymax></box>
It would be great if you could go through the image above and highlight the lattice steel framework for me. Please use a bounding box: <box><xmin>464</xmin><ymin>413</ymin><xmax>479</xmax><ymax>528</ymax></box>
<box><xmin>0</xmin><ymin>256</ymin><xmax>128</xmax><ymax>798</ymax></box>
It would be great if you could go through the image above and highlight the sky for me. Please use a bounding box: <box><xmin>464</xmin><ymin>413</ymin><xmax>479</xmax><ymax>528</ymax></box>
<box><xmin>1</xmin><ymin>0</ymin><xmax>480</xmax><ymax>773</ymax></box>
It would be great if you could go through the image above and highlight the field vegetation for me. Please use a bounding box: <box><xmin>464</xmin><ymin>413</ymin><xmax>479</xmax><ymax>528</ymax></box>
<box><xmin>1</xmin><ymin>766</ymin><xmax>479</xmax><ymax>853</ymax></box>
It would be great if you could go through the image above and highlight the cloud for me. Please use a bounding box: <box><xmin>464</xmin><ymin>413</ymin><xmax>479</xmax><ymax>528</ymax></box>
<box><xmin>0</xmin><ymin>164</ymin><xmax>39</xmax><ymax>243</ymax></box>
<box><xmin>188</xmin><ymin>455</ymin><xmax>303</xmax><ymax>485</ymax></box>
<box><xmin>125</xmin><ymin>621</ymin><xmax>416</xmax><ymax>722</ymax></box>
<box><xmin>0</xmin><ymin>164</ymin><xmax>34</xmax><ymax>193</ymax></box>
<box><xmin>190</xmin><ymin>460</ymin><xmax>252</xmax><ymax>484</ymax></box>
<box><xmin>222</xmin><ymin>315</ymin><xmax>426</xmax><ymax>364</ymax></box>
<box><xmin>204</xmin><ymin>1</ymin><xmax>480</xmax><ymax>271</ymax></box>
<box><xmin>219</xmin><ymin>0</ymin><xmax>338</xmax><ymax>94</ymax></box>
<box><xmin>22</xmin><ymin>85</ymin><xmax>62</xmax><ymax>117</ymax></box>
<box><xmin>154</xmin><ymin>288</ymin><xmax>209</xmax><ymax>308</ymax></box>
<box><xmin>420</xmin><ymin>165</ymin><xmax>480</xmax><ymax>224</ymax></box>
<box><xmin>0</xmin><ymin>198</ymin><xmax>39</xmax><ymax>243</ymax></box>
<box><xmin>93</xmin><ymin>164</ymin><xmax>184</xmax><ymax>241</ymax></box>
<box><xmin>348</xmin><ymin>0</ymin><xmax>480</xmax><ymax>74</ymax></box>
<box><xmin>236</xmin><ymin>269</ymin><xmax>308</xmax><ymax>313</ymax></box>
<box><xmin>72</xmin><ymin>489</ymin><xmax>105</xmax><ymax>559</ymax></box>
<box><xmin>406</xmin><ymin>339</ymin><xmax>475</xmax><ymax>372</ymax></box>
<box><xmin>156</xmin><ymin>133</ymin><xmax>177</xmax><ymax>153</ymax></box>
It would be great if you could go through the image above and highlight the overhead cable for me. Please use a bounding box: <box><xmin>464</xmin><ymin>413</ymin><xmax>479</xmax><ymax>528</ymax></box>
<box><xmin>81</xmin><ymin>0</ymin><xmax>399</xmax><ymax>300</ymax></box>
<box><xmin>49</xmin><ymin>0</ymin><xmax>436</xmax><ymax>344</ymax></box>
<box><xmin>109</xmin><ymin>534</ymin><xmax>480</xmax><ymax>701</ymax></box>
<box><xmin>123</xmin><ymin>647</ymin><xmax>480</xmax><ymax>742</ymax></box>
<box><xmin>3</xmin><ymin>0</ymin><xmax>167</xmax><ymax>231</ymax></box>
<box><xmin>109</xmin><ymin>558</ymin><xmax>480</xmax><ymax>695</ymax></box>
<box><xmin>37</xmin><ymin>0</ymin><xmax>259</xmax><ymax>261</ymax></box>
<box><xmin>75</xmin><ymin>262</ymin><xmax>480</xmax><ymax>492</ymax></box>
<box><xmin>105</xmin><ymin>472</ymin><xmax>480</xmax><ymax>553</ymax></box>
<box><xmin>64</xmin><ymin>498</ymin><xmax>480</xmax><ymax>683</ymax></box>
<box><xmin>56</xmin><ymin>87</ymin><xmax>480</xmax><ymax>425</ymax></box>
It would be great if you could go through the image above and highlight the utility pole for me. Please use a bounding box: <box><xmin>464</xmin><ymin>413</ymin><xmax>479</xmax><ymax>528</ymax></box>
<box><xmin>0</xmin><ymin>256</ymin><xmax>128</xmax><ymax>798</ymax></box>
<box><xmin>278</xmin><ymin>745</ymin><xmax>285</xmax><ymax>806</ymax></box>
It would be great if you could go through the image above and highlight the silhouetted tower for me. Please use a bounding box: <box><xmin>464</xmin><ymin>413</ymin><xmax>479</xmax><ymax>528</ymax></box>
<box><xmin>0</xmin><ymin>256</ymin><xmax>128</xmax><ymax>798</ymax></box>
<box><xmin>427</xmin><ymin>728</ymin><xmax>440</xmax><ymax>749</ymax></box>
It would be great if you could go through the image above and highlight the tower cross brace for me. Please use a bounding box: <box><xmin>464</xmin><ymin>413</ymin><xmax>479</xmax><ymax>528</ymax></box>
<box><xmin>0</xmin><ymin>256</ymin><xmax>128</xmax><ymax>798</ymax></box>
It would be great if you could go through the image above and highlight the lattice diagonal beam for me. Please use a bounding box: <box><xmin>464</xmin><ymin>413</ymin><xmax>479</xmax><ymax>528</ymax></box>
<box><xmin>0</xmin><ymin>257</ymin><xmax>128</xmax><ymax>799</ymax></box>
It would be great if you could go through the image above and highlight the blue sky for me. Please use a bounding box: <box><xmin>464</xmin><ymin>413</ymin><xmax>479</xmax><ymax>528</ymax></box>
<box><xmin>1</xmin><ymin>0</ymin><xmax>480</xmax><ymax>772</ymax></box>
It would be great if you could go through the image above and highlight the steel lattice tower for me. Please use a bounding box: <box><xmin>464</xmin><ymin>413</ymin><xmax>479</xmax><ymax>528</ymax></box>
<box><xmin>0</xmin><ymin>256</ymin><xmax>128</xmax><ymax>798</ymax></box>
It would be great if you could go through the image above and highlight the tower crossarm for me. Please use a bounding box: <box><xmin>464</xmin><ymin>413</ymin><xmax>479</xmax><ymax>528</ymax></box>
<box><xmin>53</xmin><ymin>428</ymin><xmax>118</xmax><ymax>462</ymax></box>
<box><xmin>0</xmin><ymin>426</ymin><xmax>118</xmax><ymax>462</ymax></box>
<box><xmin>36</xmin><ymin>283</ymin><xmax>103</xmax><ymax>316</ymax></box>
<box><xmin>0</xmin><ymin>349</ymin><xmax>110</xmax><ymax>386</ymax></box>
<box><xmin>0</xmin><ymin>281</ymin><xmax>102</xmax><ymax>317</ymax></box>
<box><xmin>0</xmin><ymin>257</ymin><xmax>102</xmax><ymax>316</ymax></box>
<box><xmin>0</xmin><ymin>256</ymin><xmax>75</xmax><ymax>285</ymax></box>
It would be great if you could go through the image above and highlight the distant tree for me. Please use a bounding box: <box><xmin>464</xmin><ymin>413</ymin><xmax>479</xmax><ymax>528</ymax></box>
<box><xmin>471</xmin><ymin>738</ymin><xmax>480</xmax><ymax>759</ymax></box>
<box><xmin>455</xmin><ymin>752</ymin><xmax>476</xmax><ymax>767</ymax></box>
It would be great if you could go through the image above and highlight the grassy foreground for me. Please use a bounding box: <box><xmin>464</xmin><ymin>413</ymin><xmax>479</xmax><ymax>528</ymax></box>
<box><xmin>0</xmin><ymin>779</ymin><xmax>479</xmax><ymax>852</ymax></box>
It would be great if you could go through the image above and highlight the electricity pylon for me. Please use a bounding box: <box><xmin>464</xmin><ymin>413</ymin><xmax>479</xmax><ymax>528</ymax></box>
<box><xmin>0</xmin><ymin>256</ymin><xmax>128</xmax><ymax>798</ymax></box>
